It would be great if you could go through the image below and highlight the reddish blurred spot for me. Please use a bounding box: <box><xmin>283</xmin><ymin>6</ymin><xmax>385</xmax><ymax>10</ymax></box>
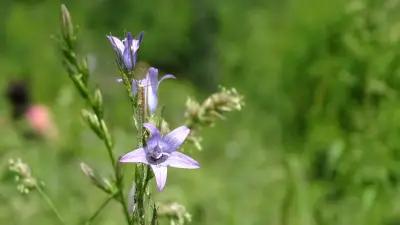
<box><xmin>25</xmin><ymin>105</ymin><xmax>58</xmax><ymax>139</ymax></box>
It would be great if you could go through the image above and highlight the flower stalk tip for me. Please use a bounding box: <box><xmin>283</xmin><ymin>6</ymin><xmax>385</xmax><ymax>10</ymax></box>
<box><xmin>60</xmin><ymin>4</ymin><xmax>75</xmax><ymax>44</ymax></box>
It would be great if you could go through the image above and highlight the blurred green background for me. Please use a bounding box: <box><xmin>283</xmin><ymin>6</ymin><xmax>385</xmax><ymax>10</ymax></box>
<box><xmin>2</xmin><ymin>0</ymin><xmax>400</xmax><ymax>224</ymax></box>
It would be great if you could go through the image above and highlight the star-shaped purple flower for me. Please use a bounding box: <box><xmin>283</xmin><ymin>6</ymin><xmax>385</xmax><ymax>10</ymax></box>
<box><xmin>120</xmin><ymin>123</ymin><xmax>200</xmax><ymax>191</ymax></box>
<box><xmin>107</xmin><ymin>32</ymin><xmax>143</xmax><ymax>72</ymax></box>
<box><xmin>131</xmin><ymin>67</ymin><xmax>175</xmax><ymax>114</ymax></box>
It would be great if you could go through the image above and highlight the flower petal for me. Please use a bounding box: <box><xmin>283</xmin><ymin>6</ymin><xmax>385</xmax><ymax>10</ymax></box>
<box><xmin>151</xmin><ymin>165</ymin><xmax>168</xmax><ymax>191</ymax></box>
<box><xmin>124</xmin><ymin>32</ymin><xmax>133</xmax><ymax>49</ymax></box>
<box><xmin>158</xmin><ymin>74</ymin><xmax>175</xmax><ymax>88</ymax></box>
<box><xmin>130</xmin><ymin>32</ymin><xmax>142</xmax><ymax>53</ymax></box>
<box><xmin>163</xmin><ymin>126</ymin><xmax>190</xmax><ymax>152</ymax></box>
<box><xmin>107</xmin><ymin>35</ymin><xmax>124</xmax><ymax>54</ymax></box>
<box><xmin>146</xmin><ymin>68</ymin><xmax>159</xmax><ymax>114</ymax></box>
<box><xmin>137</xmin><ymin>31</ymin><xmax>144</xmax><ymax>45</ymax></box>
<box><xmin>131</xmin><ymin>39</ymin><xmax>140</xmax><ymax>53</ymax></box>
<box><xmin>120</xmin><ymin>148</ymin><xmax>148</xmax><ymax>164</ymax></box>
<box><xmin>122</xmin><ymin>33</ymin><xmax>135</xmax><ymax>70</ymax></box>
<box><xmin>131</xmin><ymin>79</ymin><xmax>138</xmax><ymax>96</ymax></box>
<box><xmin>165</xmin><ymin>151</ymin><xmax>200</xmax><ymax>169</ymax></box>
<box><xmin>148</xmin><ymin>67</ymin><xmax>159</xmax><ymax>90</ymax></box>
<box><xmin>132</xmin><ymin>51</ymin><xmax>137</xmax><ymax>66</ymax></box>
<box><xmin>145</xmin><ymin>135</ymin><xmax>159</xmax><ymax>153</ymax></box>
<box><xmin>143</xmin><ymin>123</ymin><xmax>160</xmax><ymax>138</ymax></box>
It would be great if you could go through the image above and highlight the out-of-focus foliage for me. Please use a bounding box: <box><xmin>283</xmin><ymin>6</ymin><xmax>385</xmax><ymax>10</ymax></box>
<box><xmin>1</xmin><ymin>0</ymin><xmax>400</xmax><ymax>225</ymax></box>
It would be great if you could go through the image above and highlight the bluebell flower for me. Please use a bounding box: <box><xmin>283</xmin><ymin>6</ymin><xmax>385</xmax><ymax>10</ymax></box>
<box><xmin>131</xmin><ymin>67</ymin><xmax>175</xmax><ymax>114</ymax></box>
<box><xmin>107</xmin><ymin>32</ymin><xmax>143</xmax><ymax>72</ymax></box>
<box><xmin>120</xmin><ymin>123</ymin><xmax>200</xmax><ymax>191</ymax></box>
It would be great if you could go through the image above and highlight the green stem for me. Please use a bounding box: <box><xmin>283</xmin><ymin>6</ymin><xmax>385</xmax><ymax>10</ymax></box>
<box><xmin>95</xmin><ymin>112</ymin><xmax>131</xmax><ymax>225</ymax></box>
<box><xmin>87</xmin><ymin>95</ymin><xmax>131</xmax><ymax>225</ymax></box>
<box><xmin>134</xmin><ymin>86</ymin><xmax>147</xmax><ymax>225</ymax></box>
<box><xmin>136</xmin><ymin>165</ymin><xmax>153</xmax><ymax>223</ymax></box>
<box><xmin>120</xmin><ymin>71</ymin><xmax>137</xmax><ymax>111</ymax></box>
<box><xmin>64</xmin><ymin>39</ymin><xmax>131</xmax><ymax>225</ymax></box>
<box><xmin>137</xmin><ymin>86</ymin><xmax>145</xmax><ymax>147</ymax></box>
<box><xmin>36</xmin><ymin>184</ymin><xmax>67</xmax><ymax>225</ymax></box>
<box><xmin>85</xmin><ymin>195</ymin><xmax>114</xmax><ymax>225</ymax></box>
<box><xmin>136</xmin><ymin>167</ymin><xmax>146</xmax><ymax>225</ymax></box>
<box><xmin>87</xmin><ymin>92</ymin><xmax>131</xmax><ymax>225</ymax></box>
<box><xmin>115</xmin><ymin>167</ymin><xmax>132</xmax><ymax>224</ymax></box>
<box><xmin>143</xmin><ymin>166</ymin><xmax>152</xmax><ymax>191</ymax></box>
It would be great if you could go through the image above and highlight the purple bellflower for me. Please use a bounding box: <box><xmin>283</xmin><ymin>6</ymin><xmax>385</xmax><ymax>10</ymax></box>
<box><xmin>120</xmin><ymin>123</ymin><xmax>200</xmax><ymax>191</ymax></box>
<box><xmin>131</xmin><ymin>67</ymin><xmax>175</xmax><ymax>114</ymax></box>
<box><xmin>107</xmin><ymin>32</ymin><xmax>143</xmax><ymax>72</ymax></box>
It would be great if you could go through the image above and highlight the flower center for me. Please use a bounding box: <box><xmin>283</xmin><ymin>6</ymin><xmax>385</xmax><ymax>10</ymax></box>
<box><xmin>150</xmin><ymin>146</ymin><xmax>163</xmax><ymax>159</ymax></box>
<box><xmin>147</xmin><ymin>144</ymin><xmax>169</xmax><ymax>164</ymax></box>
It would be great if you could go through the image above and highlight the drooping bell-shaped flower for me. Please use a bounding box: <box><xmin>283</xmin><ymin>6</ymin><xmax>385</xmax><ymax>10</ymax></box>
<box><xmin>107</xmin><ymin>32</ymin><xmax>143</xmax><ymax>72</ymax></box>
<box><xmin>120</xmin><ymin>123</ymin><xmax>200</xmax><ymax>191</ymax></box>
<box><xmin>131</xmin><ymin>67</ymin><xmax>175</xmax><ymax>114</ymax></box>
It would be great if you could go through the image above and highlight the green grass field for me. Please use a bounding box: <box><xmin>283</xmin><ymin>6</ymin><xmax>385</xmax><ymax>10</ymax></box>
<box><xmin>1</xmin><ymin>0</ymin><xmax>400</xmax><ymax>224</ymax></box>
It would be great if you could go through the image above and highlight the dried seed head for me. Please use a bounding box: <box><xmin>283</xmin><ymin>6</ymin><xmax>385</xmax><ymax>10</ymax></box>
<box><xmin>185</xmin><ymin>87</ymin><xmax>244</xmax><ymax>128</ymax></box>
<box><xmin>8</xmin><ymin>158</ymin><xmax>38</xmax><ymax>194</ymax></box>
<box><xmin>158</xmin><ymin>202</ymin><xmax>192</xmax><ymax>225</ymax></box>
<box><xmin>184</xmin><ymin>87</ymin><xmax>244</xmax><ymax>150</ymax></box>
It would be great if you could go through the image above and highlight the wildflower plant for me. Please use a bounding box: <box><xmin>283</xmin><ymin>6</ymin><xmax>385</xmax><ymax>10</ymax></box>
<box><xmin>7</xmin><ymin>4</ymin><xmax>243</xmax><ymax>225</ymax></box>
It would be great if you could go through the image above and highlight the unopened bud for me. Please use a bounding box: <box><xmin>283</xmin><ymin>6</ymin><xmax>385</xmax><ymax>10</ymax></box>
<box><xmin>70</xmin><ymin>73</ymin><xmax>89</xmax><ymax>98</ymax></box>
<box><xmin>80</xmin><ymin>162</ymin><xmax>115</xmax><ymax>194</ymax></box>
<box><xmin>60</xmin><ymin>4</ymin><xmax>74</xmax><ymax>43</ymax></box>
<box><xmin>81</xmin><ymin>109</ymin><xmax>103</xmax><ymax>138</ymax></box>
<box><xmin>99</xmin><ymin>120</ymin><xmax>113</xmax><ymax>147</ymax></box>
<box><xmin>80</xmin><ymin>162</ymin><xmax>95</xmax><ymax>178</ymax></box>
<box><xmin>79</xmin><ymin>58</ymin><xmax>89</xmax><ymax>84</ymax></box>
<box><xmin>93</xmin><ymin>89</ymin><xmax>103</xmax><ymax>116</ymax></box>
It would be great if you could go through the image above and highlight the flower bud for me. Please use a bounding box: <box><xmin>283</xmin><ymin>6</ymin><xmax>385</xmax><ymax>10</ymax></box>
<box><xmin>81</xmin><ymin>109</ymin><xmax>103</xmax><ymax>138</ymax></box>
<box><xmin>70</xmin><ymin>73</ymin><xmax>89</xmax><ymax>98</ymax></box>
<box><xmin>93</xmin><ymin>88</ymin><xmax>103</xmax><ymax>116</ymax></box>
<box><xmin>79</xmin><ymin>57</ymin><xmax>89</xmax><ymax>84</ymax></box>
<box><xmin>99</xmin><ymin>120</ymin><xmax>112</xmax><ymax>147</ymax></box>
<box><xmin>60</xmin><ymin>4</ymin><xmax>75</xmax><ymax>43</ymax></box>
<box><xmin>80</xmin><ymin>162</ymin><xmax>115</xmax><ymax>194</ymax></box>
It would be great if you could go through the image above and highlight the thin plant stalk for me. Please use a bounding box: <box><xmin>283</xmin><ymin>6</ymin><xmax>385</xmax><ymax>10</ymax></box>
<box><xmin>134</xmin><ymin>86</ymin><xmax>147</xmax><ymax>225</ymax></box>
<box><xmin>59</xmin><ymin>4</ymin><xmax>131</xmax><ymax>225</ymax></box>
<box><xmin>36</xmin><ymin>184</ymin><xmax>67</xmax><ymax>225</ymax></box>
<box><xmin>85</xmin><ymin>195</ymin><xmax>115</xmax><ymax>225</ymax></box>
